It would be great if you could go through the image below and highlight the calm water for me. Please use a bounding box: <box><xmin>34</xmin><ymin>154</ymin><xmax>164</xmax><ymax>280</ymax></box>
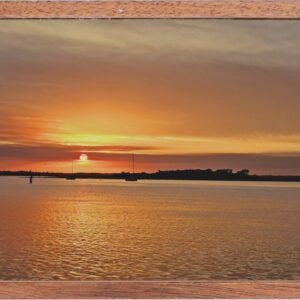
<box><xmin>0</xmin><ymin>177</ymin><xmax>299</xmax><ymax>280</ymax></box>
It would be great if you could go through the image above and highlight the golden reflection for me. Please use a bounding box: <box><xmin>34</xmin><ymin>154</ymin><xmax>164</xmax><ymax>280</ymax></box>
<box><xmin>0</xmin><ymin>178</ymin><xmax>299</xmax><ymax>280</ymax></box>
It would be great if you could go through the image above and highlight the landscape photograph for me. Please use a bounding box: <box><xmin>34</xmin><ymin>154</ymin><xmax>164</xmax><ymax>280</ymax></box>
<box><xmin>0</xmin><ymin>20</ymin><xmax>299</xmax><ymax>280</ymax></box>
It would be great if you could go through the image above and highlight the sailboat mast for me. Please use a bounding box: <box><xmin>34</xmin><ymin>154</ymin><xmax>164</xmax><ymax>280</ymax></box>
<box><xmin>125</xmin><ymin>153</ymin><xmax>138</xmax><ymax>181</ymax></box>
<box><xmin>132</xmin><ymin>153</ymin><xmax>135</xmax><ymax>174</ymax></box>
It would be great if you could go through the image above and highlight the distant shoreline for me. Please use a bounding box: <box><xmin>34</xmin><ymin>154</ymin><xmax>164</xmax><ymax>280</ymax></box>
<box><xmin>1</xmin><ymin>169</ymin><xmax>300</xmax><ymax>182</ymax></box>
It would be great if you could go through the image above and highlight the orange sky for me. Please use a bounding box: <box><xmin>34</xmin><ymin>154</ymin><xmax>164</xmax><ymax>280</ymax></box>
<box><xmin>0</xmin><ymin>20</ymin><xmax>300</xmax><ymax>175</ymax></box>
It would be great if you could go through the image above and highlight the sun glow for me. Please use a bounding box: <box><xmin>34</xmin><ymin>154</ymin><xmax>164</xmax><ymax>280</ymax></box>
<box><xmin>79</xmin><ymin>153</ymin><xmax>89</xmax><ymax>162</ymax></box>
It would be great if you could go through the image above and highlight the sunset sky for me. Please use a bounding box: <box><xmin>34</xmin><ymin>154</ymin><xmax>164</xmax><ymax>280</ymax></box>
<box><xmin>0</xmin><ymin>20</ymin><xmax>300</xmax><ymax>174</ymax></box>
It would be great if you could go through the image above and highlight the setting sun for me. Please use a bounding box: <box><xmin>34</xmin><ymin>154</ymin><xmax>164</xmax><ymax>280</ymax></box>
<box><xmin>80</xmin><ymin>154</ymin><xmax>88</xmax><ymax>162</ymax></box>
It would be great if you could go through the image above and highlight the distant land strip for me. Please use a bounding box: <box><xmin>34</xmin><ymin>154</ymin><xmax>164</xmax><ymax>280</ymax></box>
<box><xmin>0</xmin><ymin>0</ymin><xmax>300</xmax><ymax>19</ymax></box>
<box><xmin>1</xmin><ymin>169</ymin><xmax>300</xmax><ymax>182</ymax></box>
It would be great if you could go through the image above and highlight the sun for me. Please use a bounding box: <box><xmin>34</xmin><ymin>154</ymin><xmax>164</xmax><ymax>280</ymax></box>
<box><xmin>79</xmin><ymin>153</ymin><xmax>88</xmax><ymax>162</ymax></box>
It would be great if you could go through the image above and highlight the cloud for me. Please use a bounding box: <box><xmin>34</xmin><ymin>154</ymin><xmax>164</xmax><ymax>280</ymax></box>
<box><xmin>0</xmin><ymin>143</ymin><xmax>160</xmax><ymax>161</ymax></box>
<box><xmin>1</xmin><ymin>20</ymin><xmax>300</xmax><ymax>68</ymax></box>
<box><xmin>1</xmin><ymin>144</ymin><xmax>299</xmax><ymax>175</ymax></box>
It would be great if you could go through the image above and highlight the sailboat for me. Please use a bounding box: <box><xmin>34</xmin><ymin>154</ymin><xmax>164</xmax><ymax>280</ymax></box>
<box><xmin>125</xmin><ymin>153</ymin><xmax>138</xmax><ymax>182</ymax></box>
<box><xmin>66</xmin><ymin>160</ymin><xmax>76</xmax><ymax>180</ymax></box>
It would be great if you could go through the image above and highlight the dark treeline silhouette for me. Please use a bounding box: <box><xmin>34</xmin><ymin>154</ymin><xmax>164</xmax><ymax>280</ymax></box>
<box><xmin>0</xmin><ymin>169</ymin><xmax>300</xmax><ymax>182</ymax></box>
